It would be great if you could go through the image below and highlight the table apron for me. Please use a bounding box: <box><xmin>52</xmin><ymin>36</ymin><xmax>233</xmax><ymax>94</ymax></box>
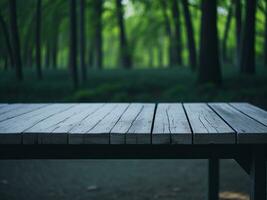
<box><xmin>0</xmin><ymin>144</ymin><xmax>265</xmax><ymax>159</ymax></box>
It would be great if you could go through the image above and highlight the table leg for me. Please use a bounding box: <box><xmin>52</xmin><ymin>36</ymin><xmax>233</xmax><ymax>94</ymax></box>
<box><xmin>250</xmin><ymin>145</ymin><xmax>266</xmax><ymax>200</ymax></box>
<box><xmin>208</xmin><ymin>158</ymin><xmax>219</xmax><ymax>200</ymax></box>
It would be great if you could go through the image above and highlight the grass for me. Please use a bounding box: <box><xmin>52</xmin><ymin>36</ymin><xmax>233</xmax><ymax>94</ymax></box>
<box><xmin>0</xmin><ymin>66</ymin><xmax>267</xmax><ymax>109</ymax></box>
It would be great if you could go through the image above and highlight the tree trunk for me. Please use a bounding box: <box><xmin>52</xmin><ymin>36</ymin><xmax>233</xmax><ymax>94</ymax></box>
<box><xmin>240</xmin><ymin>0</ymin><xmax>256</xmax><ymax>74</ymax></box>
<box><xmin>181</xmin><ymin>0</ymin><xmax>197</xmax><ymax>70</ymax></box>
<box><xmin>158</xmin><ymin>44</ymin><xmax>163</xmax><ymax>67</ymax></box>
<box><xmin>22</xmin><ymin>17</ymin><xmax>34</xmax><ymax>67</ymax></box>
<box><xmin>234</xmin><ymin>0</ymin><xmax>242</xmax><ymax>66</ymax></box>
<box><xmin>51</xmin><ymin>13</ymin><xmax>59</xmax><ymax>69</ymax></box>
<box><xmin>264</xmin><ymin>0</ymin><xmax>267</xmax><ymax>67</ymax></box>
<box><xmin>116</xmin><ymin>0</ymin><xmax>132</xmax><ymax>69</ymax></box>
<box><xmin>69</xmin><ymin>0</ymin><xmax>78</xmax><ymax>88</ymax></box>
<box><xmin>222</xmin><ymin>3</ymin><xmax>233</xmax><ymax>64</ymax></box>
<box><xmin>161</xmin><ymin>0</ymin><xmax>173</xmax><ymax>67</ymax></box>
<box><xmin>88</xmin><ymin>42</ymin><xmax>94</xmax><ymax>68</ymax></box>
<box><xmin>0</xmin><ymin>13</ymin><xmax>14</xmax><ymax>68</ymax></box>
<box><xmin>94</xmin><ymin>0</ymin><xmax>103</xmax><ymax>69</ymax></box>
<box><xmin>45</xmin><ymin>40</ymin><xmax>51</xmax><ymax>68</ymax></box>
<box><xmin>36</xmin><ymin>0</ymin><xmax>42</xmax><ymax>79</ymax></box>
<box><xmin>51</xmin><ymin>32</ymin><xmax>58</xmax><ymax>69</ymax></box>
<box><xmin>79</xmin><ymin>0</ymin><xmax>86</xmax><ymax>82</ymax></box>
<box><xmin>9</xmin><ymin>0</ymin><xmax>23</xmax><ymax>80</ymax></box>
<box><xmin>171</xmin><ymin>0</ymin><xmax>182</xmax><ymax>66</ymax></box>
<box><xmin>198</xmin><ymin>0</ymin><xmax>221</xmax><ymax>85</ymax></box>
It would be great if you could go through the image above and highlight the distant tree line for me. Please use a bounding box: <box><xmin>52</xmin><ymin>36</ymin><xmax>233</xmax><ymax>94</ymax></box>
<box><xmin>0</xmin><ymin>0</ymin><xmax>266</xmax><ymax>88</ymax></box>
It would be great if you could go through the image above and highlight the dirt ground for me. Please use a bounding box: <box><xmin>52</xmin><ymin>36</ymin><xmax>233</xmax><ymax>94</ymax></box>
<box><xmin>0</xmin><ymin>159</ymin><xmax>254</xmax><ymax>200</ymax></box>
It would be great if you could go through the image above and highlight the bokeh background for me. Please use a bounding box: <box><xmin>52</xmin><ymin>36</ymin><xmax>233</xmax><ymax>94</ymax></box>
<box><xmin>0</xmin><ymin>0</ymin><xmax>267</xmax><ymax>199</ymax></box>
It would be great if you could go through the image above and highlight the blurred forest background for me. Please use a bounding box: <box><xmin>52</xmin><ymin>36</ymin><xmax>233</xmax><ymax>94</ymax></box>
<box><xmin>0</xmin><ymin>0</ymin><xmax>267</xmax><ymax>108</ymax></box>
<box><xmin>1</xmin><ymin>1</ymin><xmax>267</xmax><ymax>200</ymax></box>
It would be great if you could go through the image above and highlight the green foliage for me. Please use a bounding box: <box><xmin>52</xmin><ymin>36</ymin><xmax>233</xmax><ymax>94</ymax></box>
<box><xmin>0</xmin><ymin>67</ymin><xmax>267</xmax><ymax>109</ymax></box>
<box><xmin>1</xmin><ymin>0</ymin><xmax>266</xmax><ymax>69</ymax></box>
<box><xmin>72</xmin><ymin>83</ymin><xmax>123</xmax><ymax>101</ymax></box>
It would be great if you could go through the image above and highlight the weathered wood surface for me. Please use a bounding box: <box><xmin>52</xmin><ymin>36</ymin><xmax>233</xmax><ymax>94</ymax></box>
<box><xmin>230</xmin><ymin>103</ymin><xmax>267</xmax><ymax>126</ymax></box>
<box><xmin>152</xmin><ymin>103</ymin><xmax>191</xmax><ymax>144</ymax></box>
<box><xmin>86</xmin><ymin>103</ymin><xmax>129</xmax><ymax>144</ymax></box>
<box><xmin>69</xmin><ymin>104</ymin><xmax>116</xmax><ymax>144</ymax></box>
<box><xmin>125</xmin><ymin>103</ymin><xmax>155</xmax><ymax>144</ymax></box>
<box><xmin>0</xmin><ymin>104</ymin><xmax>74</xmax><ymax>144</ymax></box>
<box><xmin>209</xmin><ymin>103</ymin><xmax>267</xmax><ymax>143</ymax></box>
<box><xmin>184</xmin><ymin>103</ymin><xmax>235</xmax><ymax>144</ymax></box>
<box><xmin>111</xmin><ymin>103</ymin><xmax>145</xmax><ymax>144</ymax></box>
<box><xmin>0</xmin><ymin>104</ymin><xmax>47</xmax><ymax>122</ymax></box>
<box><xmin>0</xmin><ymin>104</ymin><xmax>27</xmax><ymax>116</ymax></box>
<box><xmin>25</xmin><ymin>104</ymin><xmax>103</xmax><ymax>144</ymax></box>
<box><xmin>0</xmin><ymin>102</ymin><xmax>266</xmax><ymax>144</ymax></box>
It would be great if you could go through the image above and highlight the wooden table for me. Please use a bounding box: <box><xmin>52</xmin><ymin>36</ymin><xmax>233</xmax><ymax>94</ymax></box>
<box><xmin>0</xmin><ymin>102</ymin><xmax>266</xmax><ymax>200</ymax></box>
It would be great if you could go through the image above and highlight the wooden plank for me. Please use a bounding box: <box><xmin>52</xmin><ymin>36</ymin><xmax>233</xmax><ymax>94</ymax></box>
<box><xmin>88</xmin><ymin>103</ymin><xmax>129</xmax><ymax>134</ymax></box>
<box><xmin>24</xmin><ymin>104</ymin><xmax>98</xmax><ymax>144</ymax></box>
<box><xmin>0</xmin><ymin>104</ymin><xmax>8</xmax><ymax>109</ymax></box>
<box><xmin>51</xmin><ymin>103</ymin><xmax>104</xmax><ymax>133</ymax></box>
<box><xmin>0</xmin><ymin>104</ymin><xmax>74</xmax><ymax>144</ymax></box>
<box><xmin>37</xmin><ymin>103</ymin><xmax>104</xmax><ymax>144</ymax></box>
<box><xmin>0</xmin><ymin>104</ymin><xmax>24</xmax><ymax>115</ymax></box>
<box><xmin>184</xmin><ymin>103</ymin><xmax>235</xmax><ymax>144</ymax></box>
<box><xmin>126</xmin><ymin>103</ymin><xmax>155</xmax><ymax>144</ymax></box>
<box><xmin>25</xmin><ymin>105</ymin><xmax>85</xmax><ymax>132</ymax></box>
<box><xmin>152</xmin><ymin>103</ymin><xmax>192</xmax><ymax>144</ymax></box>
<box><xmin>209</xmin><ymin>103</ymin><xmax>267</xmax><ymax>143</ymax></box>
<box><xmin>69</xmin><ymin>104</ymin><xmax>118</xmax><ymax>144</ymax></box>
<box><xmin>0</xmin><ymin>104</ymin><xmax>47</xmax><ymax>122</ymax></box>
<box><xmin>86</xmin><ymin>103</ymin><xmax>129</xmax><ymax>144</ymax></box>
<box><xmin>230</xmin><ymin>103</ymin><xmax>267</xmax><ymax>126</ymax></box>
<box><xmin>110</xmin><ymin>103</ymin><xmax>143</xmax><ymax>144</ymax></box>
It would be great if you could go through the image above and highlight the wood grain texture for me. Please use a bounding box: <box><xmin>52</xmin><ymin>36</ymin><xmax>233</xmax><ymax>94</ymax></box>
<box><xmin>230</xmin><ymin>103</ymin><xmax>267</xmax><ymax>126</ymax></box>
<box><xmin>0</xmin><ymin>104</ymin><xmax>47</xmax><ymax>122</ymax></box>
<box><xmin>0</xmin><ymin>102</ymin><xmax>267</xmax><ymax>145</ymax></box>
<box><xmin>88</xmin><ymin>104</ymin><xmax>129</xmax><ymax>133</ymax></box>
<box><xmin>209</xmin><ymin>103</ymin><xmax>267</xmax><ymax>143</ymax></box>
<box><xmin>126</xmin><ymin>103</ymin><xmax>155</xmax><ymax>144</ymax></box>
<box><xmin>68</xmin><ymin>104</ymin><xmax>118</xmax><ymax>144</ymax></box>
<box><xmin>153</xmin><ymin>103</ymin><xmax>192</xmax><ymax>144</ymax></box>
<box><xmin>25</xmin><ymin>104</ymin><xmax>102</xmax><ymax>144</ymax></box>
<box><xmin>0</xmin><ymin>104</ymin><xmax>25</xmax><ymax>115</ymax></box>
<box><xmin>23</xmin><ymin>103</ymin><xmax>104</xmax><ymax>144</ymax></box>
<box><xmin>0</xmin><ymin>104</ymin><xmax>74</xmax><ymax>144</ymax></box>
<box><xmin>85</xmin><ymin>103</ymin><xmax>129</xmax><ymax>144</ymax></box>
<box><xmin>110</xmin><ymin>103</ymin><xmax>143</xmax><ymax>144</ymax></box>
<box><xmin>184</xmin><ymin>103</ymin><xmax>235</xmax><ymax>144</ymax></box>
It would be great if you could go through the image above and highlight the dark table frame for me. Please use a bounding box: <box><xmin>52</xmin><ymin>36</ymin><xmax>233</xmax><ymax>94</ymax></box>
<box><xmin>0</xmin><ymin>144</ymin><xmax>266</xmax><ymax>200</ymax></box>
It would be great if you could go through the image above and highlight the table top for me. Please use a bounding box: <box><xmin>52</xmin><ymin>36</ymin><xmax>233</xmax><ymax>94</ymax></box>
<box><xmin>0</xmin><ymin>102</ymin><xmax>266</xmax><ymax>145</ymax></box>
